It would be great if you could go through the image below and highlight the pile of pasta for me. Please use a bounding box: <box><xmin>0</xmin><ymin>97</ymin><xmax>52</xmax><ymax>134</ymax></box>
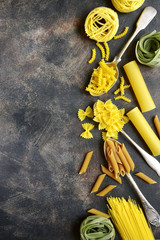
<box><xmin>93</xmin><ymin>99</ymin><xmax>129</xmax><ymax>139</ymax></box>
<box><xmin>85</xmin><ymin>7</ymin><xmax>119</xmax><ymax>42</ymax></box>
<box><xmin>86</xmin><ymin>60</ymin><xmax>118</xmax><ymax>96</ymax></box>
<box><xmin>107</xmin><ymin>197</ymin><xmax>155</xmax><ymax>240</ymax></box>
<box><xmin>104</xmin><ymin>139</ymin><xmax>135</xmax><ymax>179</ymax></box>
<box><xmin>111</xmin><ymin>0</ymin><xmax>145</xmax><ymax>13</ymax></box>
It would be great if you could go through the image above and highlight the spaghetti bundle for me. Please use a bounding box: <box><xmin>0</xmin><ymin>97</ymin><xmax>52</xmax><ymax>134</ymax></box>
<box><xmin>85</xmin><ymin>7</ymin><xmax>119</xmax><ymax>42</ymax></box>
<box><xmin>107</xmin><ymin>197</ymin><xmax>155</xmax><ymax>240</ymax></box>
<box><xmin>111</xmin><ymin>0</ymin><xmax>145</xmax><ymax>13</ymax></box>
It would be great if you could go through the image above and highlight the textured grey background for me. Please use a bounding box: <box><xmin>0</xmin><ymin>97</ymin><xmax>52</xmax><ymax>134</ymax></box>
<box><xmin>0</xmin><ymin>0</ymin><xmax>160</xmax><ymax>239</ymax></box>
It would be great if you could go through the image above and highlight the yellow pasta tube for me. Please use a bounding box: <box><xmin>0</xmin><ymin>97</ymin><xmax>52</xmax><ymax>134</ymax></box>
<box><xmin>135</xmin><ymin>172</ymin><xmax>157</xmax><ymax>184</ymax></box>
<box><xmin>121</xmin><ymin>144</ymin><xmax>135</xmax><ymax>171</ymax></box>
<box><xmin>117</xmin><ymin>146</ymin><xmax>130</xmax><ymax>173</ymax></box>
<box><xmin>118</xmin><ymin>164</ymin><xmax>125</xmax><ymax>176</ymax></box>
<box><xmin>101</xmin><ymin>165</ymin><xmax>122</xmax><ymax>184</ymax></box>
<box><xmin>154</xmin><ymin>115</ymin><xmax>160</xmax><ymax>138</ymax></box>
<box><xmin>96</xmin><ymin>185</ymin><xmax>116</xmax><ymax>196</ymax></box>
<box><xmin>108</xmin><ymin>149</ymin><xmax>119</xmax><ymax>178</ymax></box>
<box><xmin>79</xmin><ymin>151</ymin><xmax>93</xmax><ymax>174</ymax></box>
<box><xmin>90</xmin><ymin>174</ymin><xmax>106</xmax><ymax>193</ymax></box>
<box><xmin>88</xmin><ymin>209</ymin><xmax>110</xmax><ymax>218</ymax></box>
<box><xmin>127</xmin><ymin>107</ymin><xmax>160</xmax><ymax>156</ymax></box>
<box><xmin>123</xmin><ymin>60</ymin><xmax>156</xmax><ymax>112</ymax></box>
<box><xmin>106</xmin><ymin>139</ymin><xmax>121</xmax><ymax>163</ymax></box>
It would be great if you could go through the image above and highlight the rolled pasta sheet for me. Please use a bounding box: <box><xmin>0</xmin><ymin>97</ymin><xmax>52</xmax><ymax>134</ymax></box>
<box><xmin>135</xmin><ymin>172</ymin><xmax>157</xmax><ymax>184</ymax></box>
<box><xmin>79</xmin><ymin>151</ymin><xmax>93</xmax><ymax>174</ymax></box>
<box><xmin>135</xmin><ymin>31</ymin><xmax>160</xmax><ymax>68</ymax></box>
<box><xmin>90</xmin><ymin>174</ymin><xmax>106</xmax><ymax>193</ymax></box>
<box><xmin>96</xmin><ymin>185</ymin><xmax>116</xmax><ymax>196</ymax></box>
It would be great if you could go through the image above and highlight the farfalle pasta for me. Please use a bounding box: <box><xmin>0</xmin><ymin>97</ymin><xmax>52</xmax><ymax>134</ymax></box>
<box><xmin>93</xmin><ymin>99</ymin><xmax>129</xmax><ymax>139</ymax></box>
<box><xmin>80</xmin><ymin>123</ymin><xmax>94</xmax><ymax>139</ymax></box>
<box><xmin>78</xmin><ymin>106</ymin><xmax>93</xmax><ymax>121</ymax></box>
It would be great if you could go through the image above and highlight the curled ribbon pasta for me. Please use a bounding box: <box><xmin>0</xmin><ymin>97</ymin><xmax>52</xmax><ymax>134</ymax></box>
<box><xmin>135</xmin><ymin>30</ymin><xmax>160</xmax><ymax>68</ymax></box>
<box><xmin>78</xmin><ymin>106</ymin><xmax>94</xmax><ymax>121</ymax></box>
<box><xmin>85</xmin><ymin>7</ymin><xmax>119</xmax><ymax>42</ymax></box>
<box><xmin>80</xmin><ymin>123</ymin><xmax>94</xmax><ymax>139</ymax></box>
<box><xmin>80</xmin><ymin>215</ymin><xmax>115</xmax><ymax>240</ymax></box>
<box><xmin>111</xmin><ymin>0</ymin><xmax>145</xmax><ymax>13</ymax></box>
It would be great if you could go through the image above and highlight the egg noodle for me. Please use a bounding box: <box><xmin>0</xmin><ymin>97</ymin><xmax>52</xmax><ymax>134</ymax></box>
<box><xmin>111</xmin><ymin>0</ymin><xmax>145</xmax><ymax>13</ymax></box>
<box><xmin>85</xmin><ymin>7</ymin><xmax>119</xmax><ymax>42</ymax></box>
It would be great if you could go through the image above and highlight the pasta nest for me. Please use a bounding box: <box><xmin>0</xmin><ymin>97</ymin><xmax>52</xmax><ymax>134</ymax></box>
<box><xmin>111</xmin><ymin>0</ymin><xmax>145</xmax><ymax>13</ymax></box>
<box><xmin>85</xmin><ymin>7</ymin><xmax>119</xmax><ymax>42</ymax></box>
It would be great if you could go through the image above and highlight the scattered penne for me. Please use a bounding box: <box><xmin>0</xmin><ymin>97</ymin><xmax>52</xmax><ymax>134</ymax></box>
<box><xmin>88</xmin><ymin>208</ymin><xmax>110</xmax><ymax>218</ymax></box>
<box><xmin>135</xmin><ymin>172</ymin><xmax>157</xmax><ymax>184</ymax></box>
<box><xmin>101</xmin><ymin>165</ymin><xmax>122</xmax><ymax>184</ymax></box>
<box><xmin>90</xmin><ymin>174</ymin><xmax>106</xmax><ymax>193</ymax></box>
<box><xmin>96</xmin><ymin>185</ymin><xmax>116</xmax><ymax>196</ymax></box>
<box><xmin>79</xmin><ymin>151</ymin><xmax>93</xmax><ymax>174</ymax></box>
<box><xmin>154</xmin><ymin>115</ymin><xmax>160</xmax><ymax>138</ymax></box>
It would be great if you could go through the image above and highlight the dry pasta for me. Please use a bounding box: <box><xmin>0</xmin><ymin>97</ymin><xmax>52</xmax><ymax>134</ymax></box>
<box><xmin>117</xmin><ymin>145</ymin><xmax>130</xmax><ymax>173</ymax></box>
<box><xmin>96</xmin><ymin>42</ymin><xmax>105</xmax><ymax>59</ymax></box>
<box><xmin>85</xmin><ymin>7</ymin><xmax>119</xmax><ymax>42</ymax></box>
<box><xmin>90</xmin><ymin>174</ymin><xmax>106</xmax><ymax>193</ymax></box>
<box><xmin>96</xmin><ymin>185</ymin><xmax>116</xmax><ymax>196</ymax></box>
<box><xmin>108</xmin><ymin>149</ymin><xmax>119</xmax><ymax>178</ymax></box>
<box><xmin>80</xmin><ymin>123</ymin><xmax>94</xmax><ymax>139</ymax></box>
<box><xmin>114</xmin><ymin>95</ymin><xmax>131</xmax><ymax>102</ymax></box>
<box><xmin>154</xmin><ymin>115</ymin><xmax>160</xmax><ymax>138</ymax></box>
<box><xmin>111</xmin><ymin>0</ymin><xmax>145</xmax><ymax>13</ymax></box>
<box><xmin>88</xmin><ymin>48</ymin><xmax>96</xmax><ymax>64</ymax></box>
<box><xmin>86</xmin><ymin>60</ymin><xmax>117</xmax><ymax>96</ymax></box>
<box><xmin>78</xmin><ymin>106</ymin><xmax>93</xmax><ymax>121</ymax></box>
<box><xmin>121</xmin><ymin>143</ymin><xmax>135</xmax><ymax>171</ymax></box>
<box><xmin>101</xmin><ymin>165</ymin><xmax>122</xmax><ymax>184</ymax></box>
<box><xmin>114</xmin><ymin>26</ymin><xmax>129</xmax><ymax>39</ymax></box>
<box><xmin>103</xmin><ymin>42</ymin><xmax>110</xmax><ymax>61</ymax></box>
<box><xmin>118</xmin><ymin>164</ymin><xmax>125</xmax><ymax>176</ymax></box>
<box><xmin>88</xmin><ymin>208</ymin><xmax>110</xmax><ymax>218</ymax></box>
<box><xmin>79</xmin><ymin>151</ymin><xmax>93</xmax><ymax>174</ymax></box>
<box><xmin>135</xmin><ymin>172</ymin><xmax>157</xmax><ymax>184</ymax></box>
<box><xmin>107</xmin><ymin>197</ymin><xmax>155</xmax><ymax>240</ymax></box>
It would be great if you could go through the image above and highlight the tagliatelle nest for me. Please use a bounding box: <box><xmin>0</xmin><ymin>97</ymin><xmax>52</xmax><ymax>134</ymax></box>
<box><xmin>111</xmin><ymin>0</ymin><xmax>145</xmax><ymax>13</ymax></box>
<box><xmin>85</xmin><ymin>7</ymin><xmax>119</xmax><ymax>42</ymax></box>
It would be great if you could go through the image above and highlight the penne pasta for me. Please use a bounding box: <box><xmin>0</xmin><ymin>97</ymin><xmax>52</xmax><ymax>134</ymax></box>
<box><xmin>135</xmin><ymin>172</ymin><xmax>157</xmax><ymax>184</ymax></box>
<box><xmin>101</xmin><ymin>165</ymin><xmax>122</xmax><ymax>184</ymax></box>
<box><xmin>117</xmin><ymin>146</ymin><xmax>130</xmax><ymax>173</ymax></box>
<box><xmin>79</xmin><ymin>151</ymin><xmax>93</xmax><ymax>174</ymax></box>
<box><xmin>88</xmin><ymin>208</ymin><xmax>110</xmax><ymax>218</ymax></box>
<box><xmin>96</xmin><ymin>185</ymin><xmax>116</xmax><ymax>196</ymax></box>
<box><xmin>106</xmin><ymin>139</ymin><xmax>121</xmax><ymax>163</ymax></box>
<box><xmin>90</xmin><ymin>174</ymin><xmax>106</xmax><ymax>193</ymax></box>
<box><xmin>118</xmin><ymin>164</ymin><xmax>125</xmax><ymax>176</ymax></box>
<box><xmin>154</xmin><ymin>115</ymin><xmax>160</xmax><ymax>138</ymax></box>
<box><xmin>121</xmin><ymin>144</ymin><xmax>135</xmax><ymax>171</ymax></box>
<box><xmin>108</xmin><ymin>149</ymin><xmax>119</xmax><ymax>178</ymax></box>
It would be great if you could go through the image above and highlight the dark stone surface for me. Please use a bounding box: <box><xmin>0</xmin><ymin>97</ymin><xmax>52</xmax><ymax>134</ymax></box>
<box><xmin>0</xmin><ymin>0</ymin><xmax>160</xmax><ymax>239</ymax></box>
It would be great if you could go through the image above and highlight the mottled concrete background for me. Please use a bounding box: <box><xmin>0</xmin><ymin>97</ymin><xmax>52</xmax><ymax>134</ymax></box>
<box><xmin>0</xmin><ymin>0</ymin><xmax>160</xmax><ymax>239</ymax></box>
